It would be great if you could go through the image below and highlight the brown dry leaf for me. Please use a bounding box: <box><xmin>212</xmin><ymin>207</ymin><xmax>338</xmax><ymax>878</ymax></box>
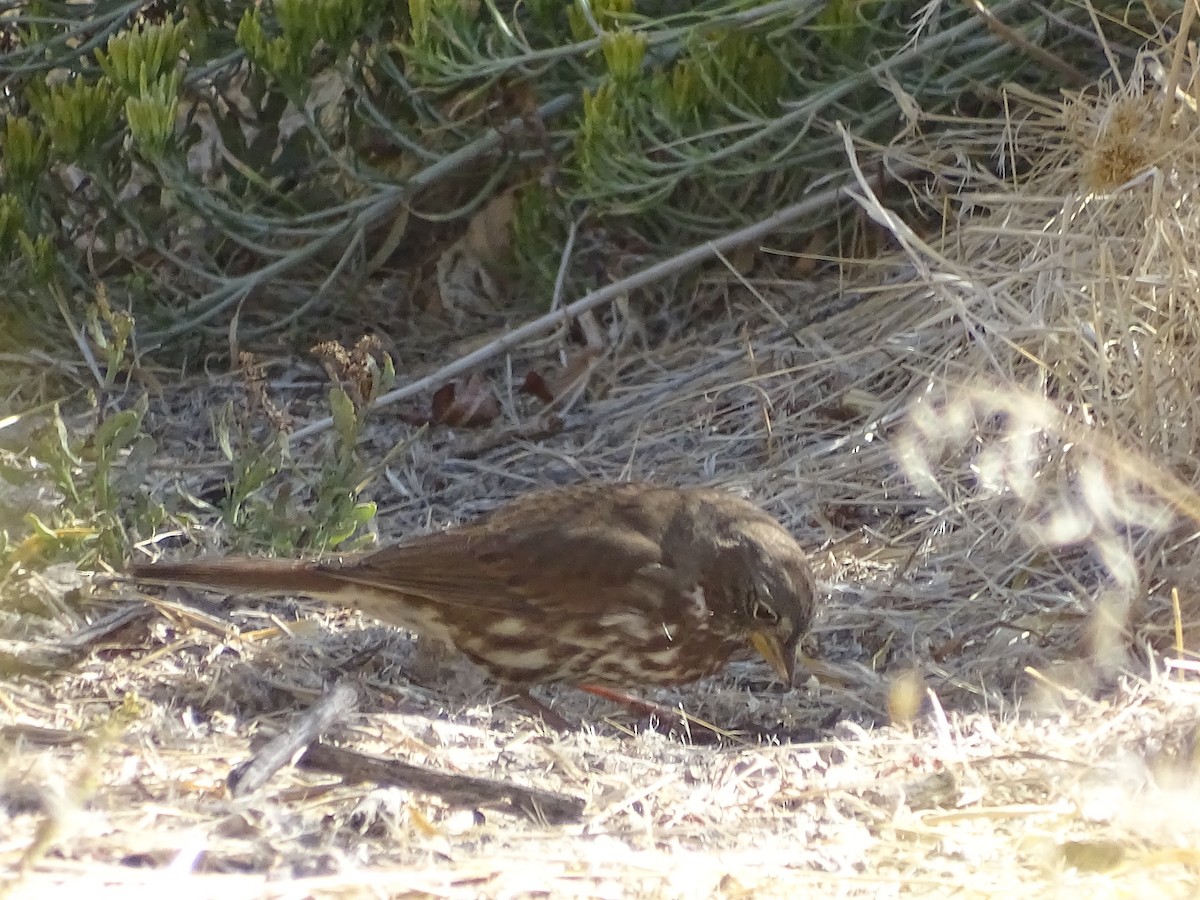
<box><xmin>312</xmin><ymin>335</ymin><xmax>389</xmax><ymax>411</ymax></box>
<box><xmin>237</xmin><ymin>351</ymin><xmax>290</xmax><ymax>431</ymax></box>
<box><xmin>465</xmin><ymin>189</ymin><xmax>516</xmax><ymax>265</ymax></box>
<box><xmin>431</xmin><ymin>374</ymin><xmax>500</xmax><ymax>427</ymax></box>
<box><xmin>520</xmin><ymin>370</ymin><xmax>555</xmax><ymax>404</ymax></box>
<box><xmin>519</xmin><ymin>348</ymin><xmax>602</xmax><ymax>407</ymax></box>
<box><xmin>788</xmin><ymin>228</ymin><xmax>827</xmax><ymax>277</ymax></box>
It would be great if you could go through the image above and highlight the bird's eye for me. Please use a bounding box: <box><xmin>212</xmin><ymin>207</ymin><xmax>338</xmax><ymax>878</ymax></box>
<box><xmin>752</xmin><ymin>601</ymin><xmax>779</xmax><ymax>624</ymax></box>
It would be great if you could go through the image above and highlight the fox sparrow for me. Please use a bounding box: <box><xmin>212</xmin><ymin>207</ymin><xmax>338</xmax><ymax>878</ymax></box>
<box><xmin>129</xmin><ymin>482</ymin><xmax>816</xmax><ymax>690</ymax></box>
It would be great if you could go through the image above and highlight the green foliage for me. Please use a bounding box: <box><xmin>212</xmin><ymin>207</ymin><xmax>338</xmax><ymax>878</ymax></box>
<box><xmin>601</xmin><ymin>28</ymin><xmax>648</xmax><ymax>84</ymax></box>
<box><xmin>209</xmin><ymin>340</ymin><xmax>399</xmax><ymax>555</ymax></box>
<box><xmin>86</xmin><ymin>287</ymin><xmax>136</xmax><ymax>389</ymax></box>
<box><xmin>212</xmin><ymin>411</ymin><xmax>290</xmax><ymax>546</ymax></box>
<box><xmin>510</xmin><ymin>181</ymin><xmax>563</xmax><ymax>283</ymax></box>
<box><xmin>404</xmin><ymin>0</ymin><xmax>490</xmax><ymax>77</ymax></box>
<box><xmin>96</xmin><ymin>19</ymin><xmax>187</xmax><ymax>158</ymax></box>
<box><xmin>0</xmin><ymin>0</ymin><xmax>1142</xmax><ymax>359</ymax></box>
<box><xmin>0</xmin><ymin>290</ymin><xmax>154</xmax><ymax>576</ymax></box>
<box><xmin>237</xmin><ymin>7</ymin><xmax>307</xmax><ymax>84</ymax></box>
<box><xmin>18</xmin><ymin>233</ymin><xmax>58</xmax><ymax>284</ymax></box>
<box><xmin>29</xmin><ymin>79</ymin><xmax>122</xmax><ymax>162</ymax></box>
<box><xmin>708</xmin><ymin>31</ymin><xmax>786</xmax><ymax>113</ymax></box>
<box><xmin>579</xmin><ymin>81</ymin><xmax>621</xmax><ymax>172</ymax></box>
<box><xmin>95</xmin><ymin>19</ymin><xmax>189</xmax><ymax>95</ymax></box>
<box><xmin>207</xmin><ymin>413</ymin><xmax>384</xmax><ymax>556</ymax></box>
<box><xmin>816</xmin><ymin>0</ymin><xmax>886</xmax><ymax>53</ymax></box>
<box><xmin>0</xmin><ymin>196</ymin><xmax>27</xmax><ymax>254</ymax></box>
<box><xmin>16</xmin><ymin>398</ymin><xmax>166</xmax><ymax>571</ymax></box>
<box><xmin>0</xmin><ymin>325</ymin><xmax>408</xmax><ymax>574</ymax></box>
<box><xmin>125</xmin><ymin>73</ymin><xmax>182</xmax><ymax>158</ymax></box>
<box><xmin>568</xmin><ymin>0</ymin><xmax>634</xmax><ymax>40</ymax></box>
<box><xmin>1</xmin><ymin>117</ymin><xmax>50</xmax><ymax>193</ymax></box>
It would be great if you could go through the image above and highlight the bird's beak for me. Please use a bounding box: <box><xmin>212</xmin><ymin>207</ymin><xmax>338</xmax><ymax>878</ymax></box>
<box><xmin>749</xmin><ymin>630</ymin><xmax>795</xmax><ymax>685</ymax></box>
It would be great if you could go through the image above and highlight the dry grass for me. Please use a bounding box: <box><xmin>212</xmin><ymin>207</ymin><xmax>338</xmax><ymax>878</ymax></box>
<box><xmin>8</xmin><ymin>44</ymin><xmax>1200</xmax><ymax>897</ymax></box>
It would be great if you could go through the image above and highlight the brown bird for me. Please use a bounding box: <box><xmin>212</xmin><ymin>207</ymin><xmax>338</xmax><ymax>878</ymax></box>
<box><xmin>128</xmin><ymin>482</ymin><xmax>816</xmax><ymax>692</ymax></box>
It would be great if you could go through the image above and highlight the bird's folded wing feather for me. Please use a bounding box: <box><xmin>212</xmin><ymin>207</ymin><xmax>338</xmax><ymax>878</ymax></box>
<box><xmin>319</xmin><ymin>523</ymin><xmax>681</xmax><ymax>613</ymax></box>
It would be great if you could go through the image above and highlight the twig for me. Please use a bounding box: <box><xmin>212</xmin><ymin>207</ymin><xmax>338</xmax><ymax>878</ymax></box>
<box><xmin>227</xmin><ymin>681</ymin><xmax>360</xmax><ymax>797</ymax></box>
<box><xmin>288</xmin><ymin>182</ymin><xmax>852</xmax><ymax>443</ymax></box>
<box><xmin>961</xmin><ymin>0</ymin><xmax>1089</xmax><ymax>88</ymax></box>
<box><xmin>142</xmin><ymin>92</ymin><xmax>579</xmax><ymax>345</ymax></box>
<box><xmin>0</xmin><ymin>603</ymin><xmax>155</xmax><ymax>675</ymax></box>
<box><xmin>0</xmin><ymin>724</ymin><xmax>89</xmax><ymax>746</ymax></box>
<box><xmin>297</xmin><ymin>741</ymin><xmax>586</xmax><ymax>823</ymax></box>
<box><xmin>59</xmin><ymin>602</ymin><xmax>156</xmax><ymax>651</ymax></box>
<box><xmin>1156</xmin><ymin>0</ymin><xmax>1199</xmax><ymax>135</ymax></box>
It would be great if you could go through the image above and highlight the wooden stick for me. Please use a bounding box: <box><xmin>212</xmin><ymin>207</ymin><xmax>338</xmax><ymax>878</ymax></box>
<box><xmin>227</xmin><ymin>681</ymin><xmax>359</xmax><ymax>797</ymax></box>
<box><xmin>297</xmin><ymin>741</ymin><xmax>586</xmax><ymax>824</ymax></box>
<box><xmin>289</xmin><ymin>184</ymin><xmax>849</xmax><ymax>443</ymax></box>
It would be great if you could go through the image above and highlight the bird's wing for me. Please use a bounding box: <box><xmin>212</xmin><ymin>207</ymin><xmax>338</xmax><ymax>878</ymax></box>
<box><xmin>318</xmin><ymin>522</ymin><xmax>681</xmax><ymax>614</ymax></box>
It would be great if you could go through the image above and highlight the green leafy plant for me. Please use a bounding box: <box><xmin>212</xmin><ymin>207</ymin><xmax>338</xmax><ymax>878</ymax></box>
<box><xmin>1</xmin><ymin>0</ymin><xmax>1132</xmax><ymax>360</ymax></box>
<box><xmin>15</xmin><ymin>398</ymin><xmax>165</xmax><ymax>573</ymax></box>
<box><xmin>207</xmin><ymin>338</ymin><xmax>406</xmax><ymax>556</ymax></box>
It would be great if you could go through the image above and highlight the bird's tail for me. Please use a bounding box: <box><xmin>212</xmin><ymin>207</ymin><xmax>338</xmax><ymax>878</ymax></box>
<box><xmin>127</xmin><ymin>556</ymin><xmax>349</xmax><ymax>597</ymax></box>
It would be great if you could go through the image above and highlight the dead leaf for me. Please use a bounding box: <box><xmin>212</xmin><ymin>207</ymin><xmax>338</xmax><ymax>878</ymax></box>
<box><xmin>431</xmin><ymin>374</ymin><xmax>499</xmax><ymax>427</ymax></box>
<box><xmin>788</xmin><ymin>229</ymin><xmax>826</xmax><ymax>277</ymax></box>
<box><xmin>520</xmin><ymin>371</ymin><xmax>555</xmax><ymax>404</ymax></box>
<box><xmin>520</xmin><ymin>348</ymin><xmax>602</xmax><ymax>407</ymax></box>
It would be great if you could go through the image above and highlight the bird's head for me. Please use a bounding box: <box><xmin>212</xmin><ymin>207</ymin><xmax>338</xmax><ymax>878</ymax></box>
<box><xmin>709</xmin><ymin>519</ymin><xmax>816</xmax><ymax>685</ymax></box>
